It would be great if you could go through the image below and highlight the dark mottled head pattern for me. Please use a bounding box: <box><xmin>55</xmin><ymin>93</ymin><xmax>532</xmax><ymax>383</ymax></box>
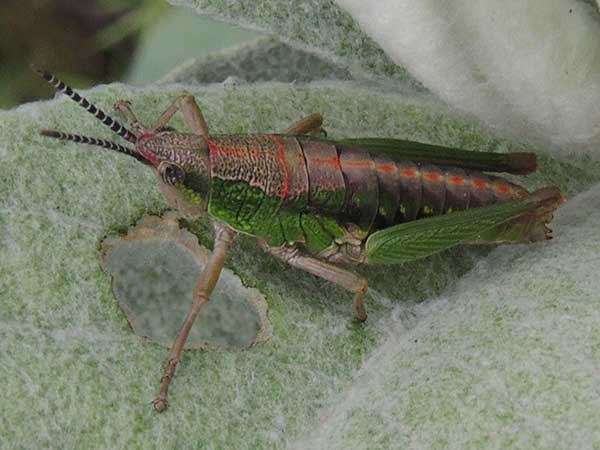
<box><xmin>136</xmin><ymin>132</ymin><xmax>209</xmax><ymax>169</ymax></box>
<box><xmin>136</xmin><ymin>132</ymin><xmax>212</xmax><ymax>209</ymax></box>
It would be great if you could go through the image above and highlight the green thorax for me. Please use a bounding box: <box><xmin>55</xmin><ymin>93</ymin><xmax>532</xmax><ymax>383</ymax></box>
<box><xmin>205</xmin><ymin>134</ymin><xmax>346</xmax><ymax>253</ymax></box>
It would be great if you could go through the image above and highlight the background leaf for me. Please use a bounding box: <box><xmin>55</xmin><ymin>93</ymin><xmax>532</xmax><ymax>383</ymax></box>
<box><xmin>3</xmin><ymin>1</ymin><xmax>600</xmax><ymax>448</ymax></box>
<box><xmin>2</xmin><ymin>79</ymin><xmax>599</xmax><ymax>449</ymax></box>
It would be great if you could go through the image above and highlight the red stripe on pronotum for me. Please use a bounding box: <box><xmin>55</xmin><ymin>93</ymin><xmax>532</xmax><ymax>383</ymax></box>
<box><xmin>473</xmin><ymin>179</ymin><xmax>487</xmax><ymax>189</ymax></box>
<box><xmin>205</xmin><ymin>136</ymin><xmax>219</xmax><ymax>159</ymax></box>
<box><xmin>448</xmin><ymin>176</ymin><xmax>465</xmax><ymax>185</ymax></box>
<box><xmin>205</xmin><ymin>138</ymin><xmax>245</xmax><ymax>156</ymax></box>
<box><xmin>496</xmin><ymin>184</ymin><xmax>511</xmax><ymax>194</ymax></box>
<box><xmin>271</xmin><ymin>134</ymin><xmax>289</xmax><ymax>200</ymax></box>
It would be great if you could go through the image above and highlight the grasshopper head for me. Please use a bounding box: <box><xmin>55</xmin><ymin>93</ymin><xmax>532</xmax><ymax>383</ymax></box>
<box><xmin>34</xmin><ymin>68</ymin><xmax>213</xmax><ymax>214</ymax></box>
<box><xmin>136</xmin><ymin>131</ymin><xmax>212</xmax><ymax>212</ymax></box>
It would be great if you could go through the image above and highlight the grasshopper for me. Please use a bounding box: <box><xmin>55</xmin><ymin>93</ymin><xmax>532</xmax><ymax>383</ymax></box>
<box><xmin>35</xmin><ymin>68</ymin><xmax>564</xmax><ymax>412</ymax></box>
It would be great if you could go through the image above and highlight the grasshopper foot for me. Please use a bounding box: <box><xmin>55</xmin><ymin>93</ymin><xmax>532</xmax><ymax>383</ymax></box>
<box><xmin>152</xmin><ymin>397</ymin><xmax>169</xmax><ymax>413</ymax></box>
<box><xmin>113</xmin><ymin>100</ymin><xmax>146</xmax><ymax>134</ymax></box>
<box><xmin>113</xmin><ymin>99</ymin><xmax>132</xmax><ymax>112</ymax></box>
<box><xmin>113</xmin><ymin>100</ymin><xmax>135</xmax><ymax>121</ymax></box>
<box><xmin>352</xmin><ymin>280</ymin><xmax>368</xmax><ymax>322</ymax></box>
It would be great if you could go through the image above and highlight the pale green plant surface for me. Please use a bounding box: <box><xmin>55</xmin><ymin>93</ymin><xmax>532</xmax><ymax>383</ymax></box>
<box><xmin>169</xmin><ymin>0</ymin><xmax>600</xmax><ymax>154</ymax></box>
<box><xmin>158</xmin><ymin>35</ymin><xmax>352</xmax><ymax>84</ymax></box>
<box><xmin>294</xmin><ymin>184</ymin><xmax>600</xmax><ymax>450</ymax></box>
<box><xmin>1</xmin><ymin>79</ymin><xmax>599</xmax><ymax>449</ymax></box>
<box><xmin>167</xmin><ymin>0</ymin><xmax>422</xmax><ymax>87</ymax></box>
<box><xmin>4</xmin><ymin>2</ymin><xmax>600</xmax><ymax>447</ymax></box>
<box><xmin>127</xmin><ymin>7</ymin><xmax>261</xmax><ymax>85</ymax></box>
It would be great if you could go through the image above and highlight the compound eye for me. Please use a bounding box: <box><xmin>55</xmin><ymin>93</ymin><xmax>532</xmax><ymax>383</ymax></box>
<box><xmin>158</xmin><ymin>161</ymin><xmax>185</xmax><ymax>186</ymax></box>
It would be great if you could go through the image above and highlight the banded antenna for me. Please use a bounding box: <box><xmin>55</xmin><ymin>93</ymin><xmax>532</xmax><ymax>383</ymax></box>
<box><xmin>33</xmin><ymin>66</ymin><xmax>137</xmax><ymax>143</ymax></box>
<box><xmin>40</xmin><ymin>130</ymin><xmax>146</xmax><ymax>163</ymax></box>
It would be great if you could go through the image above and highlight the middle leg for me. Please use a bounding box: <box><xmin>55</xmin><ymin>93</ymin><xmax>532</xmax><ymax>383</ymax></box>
<box><xmin>113</xmin><ymin>100</ymin><xmax>148</xmax><ymax>135</ymax></box>
<box><xmin>283</xmin><ymin>112</ymin><xmax>325</xmax><ymax>136</ymax></box>
<box><xmin>262</xmin><ymin>243</ymin><xmax>368</xmax><ymax>321</ymax></box>
<box><xmin>152</xmin><ymin>221</ymin><xmax>237</xmax><ymax>412</ymax></box>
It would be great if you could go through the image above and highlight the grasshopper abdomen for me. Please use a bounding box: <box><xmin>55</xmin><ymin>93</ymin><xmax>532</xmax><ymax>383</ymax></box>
<box><xmin>204</xmin><ymin>134</ymin><xmax>534</xmax><ymax>256</ymax></box>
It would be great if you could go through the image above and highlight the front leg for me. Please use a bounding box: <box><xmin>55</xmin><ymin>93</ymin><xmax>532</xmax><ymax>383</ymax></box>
<box><xmin>150</xmin><ymin>95</ymin><xmax>209</xmax><ymax>136</ymax></box>
<box><xmin>113</xmin><ymin>100</ymin><xmax>148</xmax><ymax>135</ymax></box>
<box><xmin>114</xmin><ymin>95</ymin><xmax>210</xmax><ymax>137</ymax></box>
<box><xmin>262</xmin><ymin>243</ymin><xmax>368</xmax><ymax>321</ymax></box>
<box><xmin>153</xmin><ymin>221</ymin><xmax>237</xmax><ymax>412</ymax></box>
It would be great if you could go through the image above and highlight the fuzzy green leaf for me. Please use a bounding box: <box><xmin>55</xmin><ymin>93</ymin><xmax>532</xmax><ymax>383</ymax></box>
<box><xmin>2</xmin><ymin>81</ymin><xmax>599</xmax><ymax>449</ymax></box>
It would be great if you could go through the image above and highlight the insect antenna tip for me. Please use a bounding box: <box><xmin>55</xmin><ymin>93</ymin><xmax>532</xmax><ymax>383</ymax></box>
<box><xmin>30</xmin><ymin>64</ymin><xmax>48</xmax><ymax>78</ymax></box>
<box><xmin>40</xmin><ymin>129</ymin><xmax>60</xmax><ymax>138</ymax></box>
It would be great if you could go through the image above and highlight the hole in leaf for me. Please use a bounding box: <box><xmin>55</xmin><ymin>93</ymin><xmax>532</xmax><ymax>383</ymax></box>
<box><xmin>101</xmin><ymin>214</ymin><xmax>271</xmax><ymax>349</ymax></box>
